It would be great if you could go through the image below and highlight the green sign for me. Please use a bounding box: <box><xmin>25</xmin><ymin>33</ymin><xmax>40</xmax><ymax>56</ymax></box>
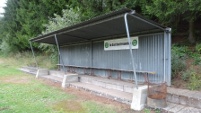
<box><xmin>132</xmin><ymin>39</ymin><xmax>137</xmax><ymax>46</ymax></box>
<box><xmin>104</xmin><ymin>37</ymin><xmax>139</xmax><ymax>51</ymax></box>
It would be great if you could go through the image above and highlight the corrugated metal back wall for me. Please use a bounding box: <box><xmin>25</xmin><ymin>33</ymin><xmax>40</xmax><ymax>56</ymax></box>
<box><xmin>60</xmin><ymin>33</ymin><xmax>170</xmax><ymax>84</ymax></box>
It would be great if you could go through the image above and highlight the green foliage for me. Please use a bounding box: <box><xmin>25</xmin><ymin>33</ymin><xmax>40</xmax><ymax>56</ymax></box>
<box><xmin>181</xmin><ymin>68</ymin><xmax>195</xmax><ymax>81</ymax></box>
<box><xmin>171</xmin><ymin>45</ymin><xmax>187</xmax><ymax>78</ymax></box>
<box><xmin>172</xmin><ymin>45</ymin><xmax>189</xmax><ymax>58</ymax></box>
<box><xmin>191</xmin><ymin>53</ymin><xmax>201</xmax><ymax>65</ymax></box>
<box><xmin>145</xmin><ymin>0</ymin><xmax>181</xmax><ymax>26</ymax></box>
<box><xmin>188</xmin><ymin>47</ymin><xmax>201</xmax><ymax>65</ymax></box>
<box><xmin>144</xmin><ymin>108</ymin><xmax>151</xmax><ymax>113</ymax></box>
<box><xmin>155</xmin><ymin>109</ymin><xmax>161</xmax><ymax>113</ymax></box>
<box><xmin>42</xmin><ymin>7</ymin><xmax>81</xmax><ymax>34</ymax></box>
<box><xmin>0</xmin><ymin>40</ymin><xmax>14</xmax><ymax>56</ymax></box>
<box><xmin>145</xmin><ymin>0</ymin><xmax>201</xmax><ymax>43</ymax></box>
<box><xmin>41</xmin><ymin>7</ymin><xmax>81</xmax><ymax>64</ymax></box>
<box><xmin>38</xmin><ymin>44</ymin><xmax>58</xmax><ymax>65</ymax></box>
<box><xmin>188</xmin><ymin>72</ymin><xmax>201</xmax><ymax>90</ymax></box>
<box><xmin>0</xmin><ymin>0</ymin><xmax>68</xmax><ymax>53</ymax></box>
<box><xmin>196</xmin><ymin>43</ymin><xmax>201</xmax><ymax>53</ymax></box>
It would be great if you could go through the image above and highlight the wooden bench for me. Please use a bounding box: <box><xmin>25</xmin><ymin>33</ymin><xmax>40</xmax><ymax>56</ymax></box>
<box><xmin>56</xmin><ymin>64</ymin><xmax>156</xmax><ymax>83</ymax></box>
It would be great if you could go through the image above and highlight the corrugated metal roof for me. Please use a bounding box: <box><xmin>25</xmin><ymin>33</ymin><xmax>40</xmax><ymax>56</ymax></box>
<box><xmin>30</xmin><ymin>8</ymin><xmax>166</xmax><ymax>45</ymax></box>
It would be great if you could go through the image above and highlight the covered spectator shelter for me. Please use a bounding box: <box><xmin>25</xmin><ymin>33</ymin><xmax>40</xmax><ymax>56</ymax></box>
<box><xmin>30</xmin><ymin>8</ymin><xmax>171</xmax><ymax>87</ymax></box>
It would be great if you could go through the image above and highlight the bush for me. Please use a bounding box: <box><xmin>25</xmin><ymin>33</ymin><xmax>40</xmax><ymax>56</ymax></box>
<box><xmin>0</xmin><ymin>40</ymin><xmax>18</xmax><ymax>56</ymax></box>
<box><xmin>181</xmin><ymin>68</ymin><xmax>195</xmax><ymax>81</ymax></box>
<box><xmin>195</xmin><ymin>43</ymin><xmax>201</xmax><ymax>53</ymax></box>
<box><xmin>171</xmin><ymin>45</ymin><xmax>189</xmax><ymax>58</ymax></box>
<box><xmin>171</xmin><ymin>45</ymin><xmax>187</xmax><ymax>78</ymax></box>
<box><xmin>188</xmin><ymin>72</ymin><xmax>201</xmax><ymax>90</ymax></box>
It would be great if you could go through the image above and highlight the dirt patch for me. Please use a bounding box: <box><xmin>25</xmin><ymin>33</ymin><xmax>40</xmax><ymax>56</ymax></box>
<box><xmin>1</xmin><ymin>76</ymin><xmax>31</xmax><ymax>84</ymax></box>
<box><xmin>0</xmin><ymin>107</ymin><xmax>9</xmax><ymax>111</ymax></box>
<box><xmin>0</xmin><ymin>59</ymin><xmax>4</xmax><ymax>64</ymax></box>
<box><xmin>172</xmin><ymin>78</ymin><xmax>188</xmax><ymax>89</ymax></box>
<box><xmin>53</xmin><ymin>100</ymin><xmax>85</xmax><ymax>113</ymax></box>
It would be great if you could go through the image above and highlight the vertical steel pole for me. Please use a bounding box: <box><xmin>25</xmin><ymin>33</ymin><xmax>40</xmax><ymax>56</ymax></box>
<box><xmin>54</xmin><ymin>34</ymin><xmax>66</xmax><ymax>73</ymax></box>
<box><xmin>90</xmin><ymin>41</ymin><xmax>93</xmax><ymax>75</ymax></box>
<box><xmin>29</xmin><ymin>41</ymin><xmax>38</xmax><ymax>68</ymax></box>
<box><xmin>124</xmin><ymin>13</ymin><xmax>138</xmax><ymax>89</ymax></box>
<box><xmin>166</xmin><ymin>28</ymin><xmax>172</xmax><ymax>86</ymax></box>
<box><xmin>163</xmin><ymin>32</ymin><xmax>166</xmax><ymax>82</ymax></box>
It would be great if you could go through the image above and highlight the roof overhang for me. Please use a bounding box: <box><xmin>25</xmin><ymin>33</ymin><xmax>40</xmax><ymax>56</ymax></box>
<box><xmin>30</xmin><ymin>8</ymin><xmax>166</xmax><ymax>46</ymax></box>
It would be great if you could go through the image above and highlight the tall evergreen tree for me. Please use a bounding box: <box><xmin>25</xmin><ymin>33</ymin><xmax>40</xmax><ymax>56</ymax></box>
<box><xmin>145</xmin><ymin>0</ymin><xmax>201</xmax><ymax>43</ymax></box>
<box><xmin>1</xmin><ymin>0</ymin><xmax>68</xmax><ymax>51</ymax></box>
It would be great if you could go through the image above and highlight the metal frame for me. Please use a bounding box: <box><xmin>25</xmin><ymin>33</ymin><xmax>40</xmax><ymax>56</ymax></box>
<box><xmin>128</xmin><ymin>14</ymin><xmax>165</xmax><ymax>31</ymax></box>
<box><xmin>124</xmin><ymin>11</ymin><xmax>170</xmax><ymax>88</ymax></box>
<box><xmin>29</xmin><ymin>41</ymin><xmax>38</xmax><ymax>68</ymax></box>
<box><xmin>166</xmin><ymin>28</ymin><xmax>172</xmax><ymax>85</ymax></box>
<box><xmin>124</xmin><ymin>11</ymin><xmax>138</xmax><ymax>89</ymax></box>
<box><xmin>54</xmin><ymin>34</ymin><xmax>66</xmax><ymax>73</ymax></box>
<box><xmin>163</xmin><ymin>31</ymin><xmax>166</xmax><ymax>82</ymax></box>
<box><xmin>29</xmin><ymin>9</ymin><xmax>171</xmax><ymax>86</ymax></box>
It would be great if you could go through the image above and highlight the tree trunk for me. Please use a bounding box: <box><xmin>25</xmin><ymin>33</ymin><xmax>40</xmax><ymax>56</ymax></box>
<box><xmin>188</xmin><ymin>19</ymin><xmax>195</xmax><ymax>44</ymax></box>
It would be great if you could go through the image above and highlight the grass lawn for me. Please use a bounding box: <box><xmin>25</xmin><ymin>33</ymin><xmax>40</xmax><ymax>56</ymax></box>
<box><xmin>0</xmin><ymin>55</ymin><xmax>119</xmax><ymax>113</ymax></box>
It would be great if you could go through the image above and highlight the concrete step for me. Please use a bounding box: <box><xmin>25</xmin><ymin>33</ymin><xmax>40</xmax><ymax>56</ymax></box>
<box><xmin>80</xmin><ymin>75</ymin><xmax>201</xmax><ymax>109</ymax></box>
<box><xmin>19</xmin><ymin>67</ymin><xmax>37</xmax><ymax>75</ymax></box>
<box><xmin>70</xmin><ymin>82</ymin><xmax>132</xmax><ymax>105</ymax></box>
<box><xmin>162</xmin><ymin>102</ymin><xmax>201</xmax><ymax>113</ymax></box>
<box><xmin>69</xmin><ymin>82</ymin><xmax>201</xmax><ymax>113</ymax></box>
<box><xmin>167</xmin><ymin>87</ymin><xmax>201</xmax><ymax>109</ymax></box>
<box><xmin>40</xmin><ymin>75</ymin><xmax>63</xmax><ymax>83</ymax></box>
<box><xmin>22</xmin><ymin>66</ymin><xmax>38</xmax><ymax>72</ymax></box>
<box><xmin>20</xmin><ymin>68</ymin><xmax>201</xmax><ymax>110</ymax></box>
<box><xmin>79</xmin><ymin>75</ymin><xmax>137</xmax><ymax>93</ymax></box>
<box><xmin>49</xmin><ymin>70</ymin><xmax>65</xmax><ymax>76</ymax></box>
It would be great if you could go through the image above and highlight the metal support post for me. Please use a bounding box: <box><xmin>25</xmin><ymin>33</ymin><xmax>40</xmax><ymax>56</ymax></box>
<box><xmin>124</xmin><ymin>12</ymin><xmax>138</xmax><ymax>89</ymax></box>
<box><xmin>29</xmin><ymin>41</ymin><xmax>38</xmax><ymax>68</ymax></box>
<box><xmin>163</xmin><ymin>32</ymin><xmax>166</xmax><ymax>82</ymax></box>
<box><xmin>166</xmin><ymin>28</ymin><xmax>172</xmax><ymax>86</ymax></box>
<box><xmin>54</xmin><ymin>34</ymin><xmax>66</xmax><ymax>73</ymax></box>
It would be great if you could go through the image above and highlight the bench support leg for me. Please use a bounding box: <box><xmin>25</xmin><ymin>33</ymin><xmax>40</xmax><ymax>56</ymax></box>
<box><xmin>62</xmin><ymin>75</ymin><xmax>68</xmax><ymax>88</ymax></box>
<box><xmin>131</xmin><ymin>86</ymin><xmax>148</xmax><ymax>110</ymax></box>
<box><xmin>62</xmin><ymin>74</ymin><xmax>79</xmax><ymax>88</ymax></box>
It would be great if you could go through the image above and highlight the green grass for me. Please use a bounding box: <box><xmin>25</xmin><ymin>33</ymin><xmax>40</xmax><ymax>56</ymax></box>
<box><xmin>0</xmin><ymin>55</ymin><xmax>118</xmax><ymax>113</ymax></box>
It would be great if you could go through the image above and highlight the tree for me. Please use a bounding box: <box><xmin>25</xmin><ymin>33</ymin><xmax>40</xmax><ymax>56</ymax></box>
<box><xmin>0</xmin><ymin>0</ymin><xmax>69</xmax><ymax>52</ymax></box>
<box><xmin>42</xmin><ymin>7</ymin><xmax>81</xmax><ymax>34</ymax></box>
<box><xmin>182</xmin><ymin>0</ymin><xmax>201</xmax><ymax>43</ymax></box>
<box><xmin>145</xmin><ymin>0</ymin><xmax>201</xmax><ymax>44</ymax></box>
<box><xmin>0</xmin><ymin>0</ymin><xmax>20</xmax><ymax>52</ymax></box>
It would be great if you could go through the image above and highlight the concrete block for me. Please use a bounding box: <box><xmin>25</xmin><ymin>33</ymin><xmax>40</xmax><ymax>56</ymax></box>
<box><xmin>178</xmin><ymin>107</ymin><xmax>201</xmax><ymax>113</ymax></box>
<box><xmin>131</xmin><ymin>86</ymin><xmax>148</xmax><ymax>111</ymax></box>
<box><xmin>62</xmin><ymin>74</ymin><xmax>78</xmax><ymax>88</ymax></box>
<box><xmin>91</xmin><ymin>80</ymin><xmax>105</xmax><ymax>88</ymax></box>
<box><xmin>147</xmin><ymin>97</ymin><xmax>167</xmax><ymax>108</ymax></box>
<box><xmin>49</xmin><ymin>70</ymin><xmax>64</xmax><ymax>76</ymax></box>
<box><xmin>162</xmin><ymin>102</ymin><xmax>177</xmax><ymax>112</ymax></box>
<box><xmin>167</xmin><ymin>94</ymin><xmax>180</xmax><ymax>104</ymax></box>
<box><xmin>179</xmin><ymin>95</ymin><xmax>188</xmax><ymax>106</ymax></box>
<box><xmin>167</xmin><ymin>104</ymin><xmax>185</xmax><ymax>113</ymax></box>
<box><xmin>188</xmin><ymin>97</ymin><xmax>201</xmax><ymax>109</ymax></box>
<box><xmin>193</xmin><ymin>92</ymin><xmax>201</xmax><ymax>99</ymax></box>
<box><xmin>79</xmin><ymin>77</ymin><xmax>88</xmax><ymax>83</ymax></box>
<box><xmin>123</xmin><ymin>85</ymin><xmax>133</xmax><ymax>93</ymax></box>
<box><xmin>36</xmin><ymin>69</ymin><xmax>49</xmax><ymax>78</ymax></box>
<box><xmin>105</xmin><ymin>83</ymin><xmax>123</xmax><ymax>91</ymax></box>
